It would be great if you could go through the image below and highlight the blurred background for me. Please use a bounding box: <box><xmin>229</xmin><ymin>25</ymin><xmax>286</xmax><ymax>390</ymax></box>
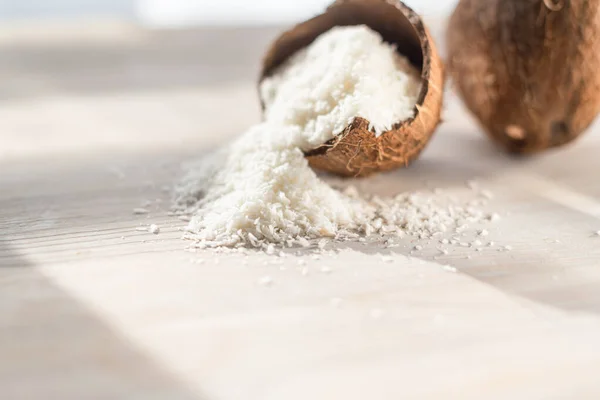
<box><xmin>0</xmin><ymin>0</ymin><xmax>457</xmax><ymax>25</ymax></box>
<box><xmin>0</xmin><ymin>0</ymin><xmax>456</xmax><ymax>160</ymax></box>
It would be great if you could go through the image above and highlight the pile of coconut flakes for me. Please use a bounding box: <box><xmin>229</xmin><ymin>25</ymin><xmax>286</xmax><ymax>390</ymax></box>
<box><xmin>172</xmin><ymin>26</ymin><xmax>497</xmax><ymax>251</ymax></box>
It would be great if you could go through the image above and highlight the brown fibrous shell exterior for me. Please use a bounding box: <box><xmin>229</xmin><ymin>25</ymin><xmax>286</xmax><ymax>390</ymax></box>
<box><xmin>447</xmin><ymin>0</ymin><xmax>600</xmax><ymax>154</ymax></box>
<box><xmin>259</xmin><ymin>0</ymin><xmax>444</xmax><ymax>177</ymax></box>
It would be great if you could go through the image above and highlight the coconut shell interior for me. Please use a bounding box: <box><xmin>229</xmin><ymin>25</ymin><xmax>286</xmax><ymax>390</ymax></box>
<box><xmin>261</xmin><ymin>0</ymin><xmax>424</xmax><ymax>81</ymax></box>
<box><xmin>260</xmin><ymin>0</ymin><xmax>444</xmax><ymax>177</ymax></box>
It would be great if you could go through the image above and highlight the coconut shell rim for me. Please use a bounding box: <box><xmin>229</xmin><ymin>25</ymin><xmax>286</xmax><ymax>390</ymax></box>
<box><xmin>258</xmin><ymin>0</ymin><xmax>436</xmax><ymax>157</ymax></box>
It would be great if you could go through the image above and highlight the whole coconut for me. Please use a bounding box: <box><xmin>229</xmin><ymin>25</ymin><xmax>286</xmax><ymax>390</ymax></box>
<box><xmin>447</xmin><ymin>0</ymin><xmax>600</xmax><ymax>153</ymax></box>
<box><xmin>260</xmin><ymin>0</ymin><xmax>444</xmax><ymax>177</ymax></box>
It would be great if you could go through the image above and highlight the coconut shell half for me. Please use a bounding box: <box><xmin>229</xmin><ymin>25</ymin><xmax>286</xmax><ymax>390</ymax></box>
<box><xmin>259</xmin><ymin>0</ymin><xmax>444</xmax><ymax>177</ymax></box>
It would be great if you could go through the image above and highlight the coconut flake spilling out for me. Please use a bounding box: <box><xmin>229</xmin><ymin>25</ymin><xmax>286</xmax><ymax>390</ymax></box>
<box><xmin>173</xmin><ymin>26</ymin><xmax>479</xmax><ymax>249</ymax></box>
<box><xmin>173</xmin><ymin>123</ymin><xmax>364</xmax><ymax>247</ymax></box>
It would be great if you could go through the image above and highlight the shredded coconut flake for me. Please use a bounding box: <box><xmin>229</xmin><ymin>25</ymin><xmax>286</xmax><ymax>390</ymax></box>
<box><xmin>260</xmin><ymin>25</ymin><xmax>421</xmax><ymax>145</ymax></box>
<box><xmin>442</xmin><ymin>265</ymin><xmax>458</xmax><ymax>273</ymax></box>
<box><xmin>320</xmin><ymin>266</ymin><xmax>332</xmax><ymax>274</ymax></box>
<box><xmin>257</xmin><ymin>276</ymin><xmax>273</xmax><ymax>286</ymax></box>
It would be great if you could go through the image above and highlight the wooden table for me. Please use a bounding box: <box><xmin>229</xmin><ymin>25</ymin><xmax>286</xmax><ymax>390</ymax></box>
<box><xmin>2</xmin><ymin>22</ymin><xmax>600</xmax><ymax>399</ymax></box>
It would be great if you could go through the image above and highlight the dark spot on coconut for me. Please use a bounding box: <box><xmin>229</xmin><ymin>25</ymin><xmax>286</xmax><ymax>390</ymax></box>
<box><xmin>550</xmin><ymin>120</ymin><xmax>570</xmax><ymax>144</ymax></box>
<box><xmin>543</xmin><ymin>0</ymin><xmax>565</xmax><ymax>12</ymax></box>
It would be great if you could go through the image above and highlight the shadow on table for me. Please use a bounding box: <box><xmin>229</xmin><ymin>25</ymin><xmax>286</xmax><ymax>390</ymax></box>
<box><xmin>0</xmin><ymin>241</ymin><xmax>208</xmax><ymax>400</ymax></box>
<box><xmin>341</xmin><ymin>240</ymin><xmax>600</xmax><ymax>316</ymax></box>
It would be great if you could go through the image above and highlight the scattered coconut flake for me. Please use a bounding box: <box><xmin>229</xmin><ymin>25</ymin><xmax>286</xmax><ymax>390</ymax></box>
<box><xmin>297</xmin><ymin>237</ymin><xmax>311</xmax><ymax>248</ymax></box>
<box><xmin>135</xmin><ymin>227</ymin><xmax>147</xmax><ymax>232</ymax></box>
<box><xmin>480</xmin><ymin>190</ymin><xmax>494</xmax><ymax>199</ymax></box>
<box><xmin>320</xmin><ymin>266</ymin><xmax>332</xmax><ymax>274</ymax></box>
<box><xmin>148</xmin><ymin>224</ymin><xmax>160</xmax><ymax>234</ymax></box>
<box><xmin>257</xmin><ymin>276</ymin><xmax>273</xmax><ymax>286</ymax></box>
<box><xmin>488</xmin><ymin>213</ymin><xmax>501</xmax><ymax>222</ymax></box>
<box><xmin>133</xmin><ymin>208</ymin><xmax>149</xmax><ymax>215</ymax></box>
<box><xmin>442</xmin><ymin>265</ymin><xmax>457</xmax><ymax>273</ymax></box>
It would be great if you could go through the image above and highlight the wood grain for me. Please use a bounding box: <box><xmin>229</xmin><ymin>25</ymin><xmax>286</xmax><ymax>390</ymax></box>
<box><xmin>2</xmin><ymin>23</ymin><xmax>600</xmax><ymax>399</ymax></box>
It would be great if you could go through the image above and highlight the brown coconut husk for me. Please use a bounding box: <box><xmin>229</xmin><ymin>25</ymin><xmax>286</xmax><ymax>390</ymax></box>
<box><xmin>447</xmin><ymin>0</ymin><xmax>600</xmax><ymax>154</ymax></box>
<box><xmin>259</xmin><ymin>0</ymin><xmax>444</xmax><ymax>177</ymax></box>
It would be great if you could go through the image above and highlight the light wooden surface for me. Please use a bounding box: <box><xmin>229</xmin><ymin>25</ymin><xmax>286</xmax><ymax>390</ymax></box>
<box><xmin>2</xmin><ymin>23</ymin><xmax>600</xmax><ymax>400</ymax></box>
